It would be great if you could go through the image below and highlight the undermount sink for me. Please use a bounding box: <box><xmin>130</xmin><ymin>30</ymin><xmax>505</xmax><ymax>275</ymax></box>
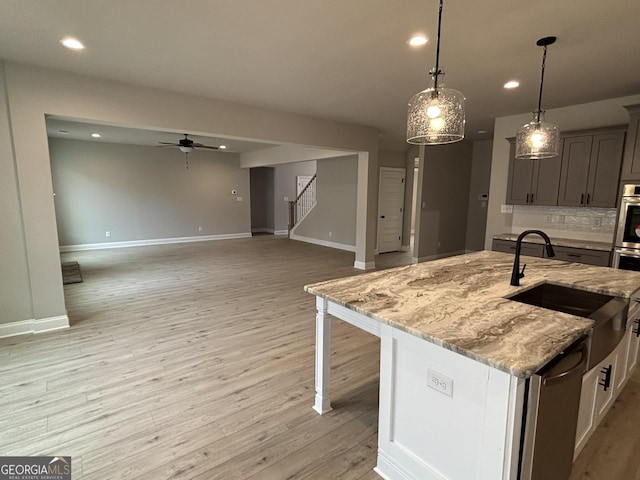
<box><xmin>508</xmin><ymin>282</ymin><xmax>628</xmax><ymax>369</ymax></box>
<box><xmin>509</xmin><ymin>283</ymin><xmax>615</xmax><ymax>318</ymax></box>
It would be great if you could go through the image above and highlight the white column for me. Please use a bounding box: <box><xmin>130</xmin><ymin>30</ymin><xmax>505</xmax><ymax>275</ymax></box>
<box><xmin>313</xmin><ymin>296</ymin><xmax>332</xmax><ymax>414</ymax></box>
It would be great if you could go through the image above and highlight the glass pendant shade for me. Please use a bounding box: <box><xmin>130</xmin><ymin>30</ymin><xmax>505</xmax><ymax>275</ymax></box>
<box><xmin>407</xmin><ymin>83</ymin><xmax>465</xmax><ymax>145</ymax></box>
<box><xmin>515</xmin><ymin>112</ymin><xmax>560</xmax><ymax>159</ymax></box>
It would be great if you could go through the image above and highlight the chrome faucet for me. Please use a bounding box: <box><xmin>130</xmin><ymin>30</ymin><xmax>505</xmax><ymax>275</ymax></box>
<box><xmin>510</xmin><ymin>230</ymin><xmax>555</xmax><ymax>286</ymax></box>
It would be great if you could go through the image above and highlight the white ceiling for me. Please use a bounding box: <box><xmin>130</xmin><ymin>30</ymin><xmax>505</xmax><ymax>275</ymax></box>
<box><xmin>2</xmin><ymin>0</ymin><xmax>640</xmax><ymax>150</ymax></box>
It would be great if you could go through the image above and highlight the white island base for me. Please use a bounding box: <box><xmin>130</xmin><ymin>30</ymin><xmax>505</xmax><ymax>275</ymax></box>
<box><xmin>312</xmin><ymin>297</ymin><xmax>526</xmax><ymax>480</ymax></box>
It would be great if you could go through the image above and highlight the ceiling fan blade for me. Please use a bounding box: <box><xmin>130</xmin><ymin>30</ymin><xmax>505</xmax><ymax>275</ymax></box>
<box><xmin>158</xmin><ymin>142</ymin><xmax>178</xmax><ymax>145</ymax></box>
<box><xmin>193</xmin><ymin>144</ymin><xmax>219</xmax><ymax>150</ymax></box>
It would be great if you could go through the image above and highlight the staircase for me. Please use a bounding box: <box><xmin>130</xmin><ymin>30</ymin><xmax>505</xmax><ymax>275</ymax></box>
<box><xmin>288</xmin><ymin>174</ymin><xmax>317</xmax><ymax>232</ymax></box>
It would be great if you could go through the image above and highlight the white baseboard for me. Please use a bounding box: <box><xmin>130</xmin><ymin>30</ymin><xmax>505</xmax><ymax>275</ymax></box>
<box><xmin>60</xmin><ymin>232</ymin><xmax>252</xmax><ymax>252</ymax></box>
<box><xmin>0</xmin><ymin>315</ymin><xmax>69</xmax><ymax>338</ymax></box>
<box><xmin>274</xmin><ymin>230</ymin><xmax>289</xmax><ymax>236</ymax></box>
<box><xmin>289</xmin><ymin>233</ymin><xmax>356</xmax><ymax>253</ymax></box>
<box><xmin>413</xmin><ymin>249</ymin><xmax>466</xmax><ymax>264</ymax></box>
<box><xmin>251</xmin><ymin>228</ymin><xmax>275</xmax><ymax>234</ymax></box>
<box><xmin>354</xmin><ymin>260</ymin><xmax>376</xmax><ymax>270</ymax></box>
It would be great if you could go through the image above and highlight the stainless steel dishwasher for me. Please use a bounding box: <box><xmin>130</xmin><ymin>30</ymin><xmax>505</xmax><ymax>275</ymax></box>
<box><xmin>519</xmin><ymin>336</ymin><xmax>589</xmax><ymax>480</ymax></box>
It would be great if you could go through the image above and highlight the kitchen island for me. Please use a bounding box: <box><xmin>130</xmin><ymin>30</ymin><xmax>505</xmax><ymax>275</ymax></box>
<box><xmin>305</xmin><ymin>250</ymin><xmax>640</xmax><ymax>480</ymax></box>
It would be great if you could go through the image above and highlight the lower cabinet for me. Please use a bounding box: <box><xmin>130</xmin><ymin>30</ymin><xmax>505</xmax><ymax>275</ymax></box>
<box><xmin>574</xmin><ymin>325</ymin><xmax>640</xmax><ymax>459</ymax></box>
<box><xmin>492</xmin><ymin>239</ymin><xmax>611</xmax><ymax>267</ymax></box>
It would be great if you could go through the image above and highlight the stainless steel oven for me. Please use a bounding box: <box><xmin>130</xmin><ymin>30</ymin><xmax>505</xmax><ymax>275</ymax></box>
<box><xmin>614</xmin><ymin>184</ymin><xmax>640</xmax><ymax>271</ymax></box>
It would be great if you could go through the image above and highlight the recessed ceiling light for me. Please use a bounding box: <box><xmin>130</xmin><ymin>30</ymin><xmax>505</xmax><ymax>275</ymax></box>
<box><xmin>60</xmin><ymin>37</ymin><xmax>85</xmax><ymax>50</ymax></box>
<box><xmin>91</xmin><ymin>133</ymin><xmax>101</xmax><ymax>138</ymax></box>
<box><xmin>408</xmin><ymin>35</ymin><xmax>428</xmax><ymax>47</ymax></box>
<box><xmin>504</xmin><ymin>80</ymin><xmax>520</xmax><ymax>89</ymax></box>
<box><xmin>219</xmin><ymin>145</ymin><xmax>227</xmax><ymax>150</ymax></box>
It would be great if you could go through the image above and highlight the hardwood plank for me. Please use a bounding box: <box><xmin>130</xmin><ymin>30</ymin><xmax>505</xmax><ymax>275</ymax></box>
<box><xmin>1</xmin><ymin>236</ymin><xmax>634</xmax><ymax>479</ymax></box>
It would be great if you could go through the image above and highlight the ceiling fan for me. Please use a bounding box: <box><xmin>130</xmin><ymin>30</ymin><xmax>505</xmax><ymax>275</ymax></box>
<box><xmin>158</xmin><ymin>133</ymin><xmax>225</xmax><ymax>153</ymax></box>
<box><xmin>157</xmin><ymin>133</ymin><xmax>227</xmax><ymax>169</ymax></box>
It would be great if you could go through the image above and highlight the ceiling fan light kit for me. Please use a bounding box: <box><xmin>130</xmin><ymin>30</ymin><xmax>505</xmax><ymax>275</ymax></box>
<box><xmin>515</xmin><ymin>36</ymin><xmax>561</xmax><ymax>160</ymax></box>
<box><xmin>406</xmin><ymin>0</ymin><xmax>465</xmax><ymax>145</ymax></box>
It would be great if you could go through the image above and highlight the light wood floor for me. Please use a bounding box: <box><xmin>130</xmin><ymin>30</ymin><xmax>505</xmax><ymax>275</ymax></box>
<box><xmin>0</xmin><ymin>236</ymin><xmax>637</xmax><ymax>479</ymax></box>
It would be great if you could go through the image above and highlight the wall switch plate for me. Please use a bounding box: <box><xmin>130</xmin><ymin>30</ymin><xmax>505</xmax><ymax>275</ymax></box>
<box><xmin>105</xmin><ymin>231</ymin><xmax>111</xmax><ymax>238</ymax></box>
<box><xmin>198</xmin><ymin>226</ymin><xmax>203</xmax><ymax>232</ymax></box>
<box><xmin>236</xmin><ymin>196</ymin><xmax>243</xmax><ymax>201</ymax></box>
<box><xmin>284</xmin><ymin>196</ymin><xmax>289</xmax><ymax>202</ymax></box>
<box><xmin>427</xmin><ymin>369</ymin><xmax>453</xmax><ymax>397</ymax></box>
<box><xmin>500</xmin><ymin>204</ymin><xmax>513</xmax><ymax>214</ymax></box>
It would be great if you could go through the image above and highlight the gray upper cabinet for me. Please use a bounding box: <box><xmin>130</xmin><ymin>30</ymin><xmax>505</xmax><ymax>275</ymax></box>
<box><xmin>507</xmin><ymin>127</ymin><xmax>625</xmax><ymax>208</ymax></box>
<box><xmin>558</xmin><ymin>131</ymin><xmax>625</xmax><ymax>208</ymax></box>
<box><xmin>506</xmin><ymin>139</ymin><xmax>561</xmax><ymax>206</ymax></box>
<box><xmin>620</xmin><ymin>105</ymin><xmax>640</xmax><ymax>181</ymax></box>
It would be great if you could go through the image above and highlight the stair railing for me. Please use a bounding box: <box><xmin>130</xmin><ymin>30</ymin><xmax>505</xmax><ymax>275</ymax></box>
<box><xmin>288</xmin><ymin>174</ymin><xmax>317</xmax><ymax>232</ymax></box>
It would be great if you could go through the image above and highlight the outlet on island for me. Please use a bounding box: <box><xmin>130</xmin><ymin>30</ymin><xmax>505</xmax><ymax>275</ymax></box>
<box><xmin>427</xmin><ymin>368</ymin><xmax>453</xmax><ymax>397</ymax></box>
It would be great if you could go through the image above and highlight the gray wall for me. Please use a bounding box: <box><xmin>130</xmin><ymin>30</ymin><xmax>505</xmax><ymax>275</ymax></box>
<box><xmin>273</xmin><ymin>160</ymin><xmax>317</xmax><ymax>232</ymax></box>
<box><xmin>465</xmin><ymin>140</ymin><xmax>493</xmax><ymax>251</ymax></box>
<box><xmin>415</xmin><ymin>141</ymin><xmax>473</xmax><ymax>260</ymax></box>
<box><xmin>0</xmin><ymin>60</ymin><xmax>379</xmax><ymax>327</ymax></box>
<box><xmin>292</xmin><ymin>155</ymin><xmax>358</xmax><ymax>248</ymax></box>
<box><xmin>50</xmin><ymin>138</ymin><xmax>251</xmax><ymax>246</ymax></box>
<box><xmin>0</xmin><ymin>62</ymin><xmax>33</xmax><ymax>323</ymax></box>
<box><xmin>250</xmin><ymin>167</ymin><xmax>275</xmax><ymax>232</ymax></box>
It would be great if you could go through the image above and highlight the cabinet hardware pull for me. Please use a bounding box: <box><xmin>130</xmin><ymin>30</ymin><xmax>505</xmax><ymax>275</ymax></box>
<box><xmin>530</xmin><ymin>193</ymin><xmax>534</xmax><ymax>203</ymax></box>
<box><xmin>586</xmin><ymin>193</ymin><xmax>591</xmax><ymax>205</ymax></box>
<box><xmin>634</xmin><ymin>319</ymin><xmax>640</xmax><ymax>337</ymax></box>
<box><xmin>581</xmin><ymin>193</ymin><xmax>585</xmax><ymax>205</ymax></box>
<box><xmin>567</xmin><ymin>253</ymin><xmax>581</xmax><ymax>258</ymax></box>
<box><xmin>526</xmin><ymin>193</ymin><xmax>529</xmax><ymax>203</ymax></box>
<box><xmin>599</xmin><ymin>364</ymin><xmax>612</xmax><ymax>391</ymax></box>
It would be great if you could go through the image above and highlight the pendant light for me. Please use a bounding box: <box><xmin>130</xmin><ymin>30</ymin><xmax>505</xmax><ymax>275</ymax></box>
<box><xmin>406</xmin><ymin>0</ymin><xmax>465</xmax><ymax>145</ymax></box>
<box><xmin>515</xmin><ymin>36</ymin><xmax>560</xmax><ymax>159</ymax></box>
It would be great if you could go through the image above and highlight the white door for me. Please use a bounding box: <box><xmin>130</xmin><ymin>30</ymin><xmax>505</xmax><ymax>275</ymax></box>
<box><xmin>377</xmin><ymin>167</ymin><xmax>406</xmax><ymax>253</ymax></box>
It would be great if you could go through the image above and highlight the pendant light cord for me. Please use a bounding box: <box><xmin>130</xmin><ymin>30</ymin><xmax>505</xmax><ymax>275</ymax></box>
<box><xmin>431</xmin><ymin>0</ymin><xmax>444</xmax><ymax>90</ymax></box>
<box><xmin>536</xmin><ymin>44</ymin><xmax>548</xmax><ymax>123</ymax></box>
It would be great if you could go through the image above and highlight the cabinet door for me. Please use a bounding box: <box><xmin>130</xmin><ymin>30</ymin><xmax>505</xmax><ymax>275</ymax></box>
<box><xmin>621</xmin><ymin>108</ymin><xmax>640</xmax><ymax>181</ymax></box>
<box><xmin>626</xmin><ymin>316</ymin><xmax>640</xmax><ymax>376</ymax></box>
<box><xmin>586</xmin><ymin>132</ymin><xmax>625</xmax><ymax>207</ymax></box>
<box><xmin>574</xmin><ymin>366</ymin><xmax>598</xmax><ymax>459</ymax></box>
<box><xmin>558</xmin><ymin>136</ymin><xmax>592</xmax><ymax>206</ymax></box>
<box><xmin>530</xmin><ymin>155</ymin><xmax>561</xmax><ymax>205</ymax></box>
<box><xmin>506</xmin><ymin>156</ymin><xmax>535</xmax><ymax>205</ymax></box>
<box><xmin>594</xmin><ymin>349</ymin><xmax>618</xmax><ymax>425</ymax></box>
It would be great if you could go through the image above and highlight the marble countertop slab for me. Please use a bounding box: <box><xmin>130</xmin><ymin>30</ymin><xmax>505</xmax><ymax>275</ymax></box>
<box><xmin>305</xmin><ymin>251</ymin><xmax>640</xmax><ymax>378</ymax></box>
<box><xmin>493</xmin><ymin>233</ymin><xmax>612</xmax><ymax>252</ymax></box>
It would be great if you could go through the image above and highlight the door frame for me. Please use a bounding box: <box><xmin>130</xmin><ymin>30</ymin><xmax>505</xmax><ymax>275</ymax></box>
<box><xmin>377</xmin><ymin>166</ymin><xmax>406</xmax><ymax>254</ymax></box>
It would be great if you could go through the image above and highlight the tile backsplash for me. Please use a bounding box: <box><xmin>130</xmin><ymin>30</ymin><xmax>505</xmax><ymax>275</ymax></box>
<box><xmin>511</xmin><ymin>205</ymin><xmax>617</xmax><ymax>243</ymax></box>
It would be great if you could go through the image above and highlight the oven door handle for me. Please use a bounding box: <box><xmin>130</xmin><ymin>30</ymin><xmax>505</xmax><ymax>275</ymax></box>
<box><xmin>616</xmin><ymin>248</ymin><xmax>640</xmax><ymax>259</ymax></box>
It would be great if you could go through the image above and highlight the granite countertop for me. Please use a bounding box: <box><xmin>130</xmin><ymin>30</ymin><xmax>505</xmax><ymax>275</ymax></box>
<box><xmin>305</xmin><ymin>251</ymin><xmax>640</xmax><ymax>378</ymax></box>
<box><xmin>493</xmin><ymin>233</ymin><xmax>612</xmax><ymax>252</ymax></box>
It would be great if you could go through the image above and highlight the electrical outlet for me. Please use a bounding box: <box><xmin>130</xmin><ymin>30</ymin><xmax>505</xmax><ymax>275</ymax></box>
<box><xmin>427</xmin><ymin>369</ymin><xmax>453</xmax><ymax>397</ymax></box>
<box><xmin>236</xmin><ymin>196</ymin><xmax>243</xmax><ymax>201</ymax></box>
<box><xmin>500</xmin><ymin>204</ymin><xmax>513</xmax><ymax>214</ymax></box>
<box><xmin>105</xmin><ymin>231</ymin><xmax>111</xmax><ymax>238</ymax></box>
<box><xmin>198</xmin><ymin>226</ymin><xmax>203</xmax><ymax>232</ymax></box>
<box><xmin>329</xmin><ymin>231</ymin><xmax>332</xmax><ymax>238</ymax></box>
